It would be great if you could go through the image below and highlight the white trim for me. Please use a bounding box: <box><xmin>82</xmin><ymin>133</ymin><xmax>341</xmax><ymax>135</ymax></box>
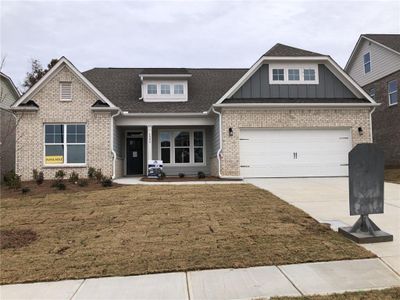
<box><xmin>215</xmin><ymin>56</ymin><xmax>377</xmax><ymax>106</ymax></box>
<box><xmin>43</xmin><ymin>123</ymin><xmax>87</xmax><ymax>167</ymax></box>
<box><xmin>12</xmin><ymin>57</ymin><xmax>117</xmax><ymax>108</ymax></box>
<box><xmin>121</xmin><ymin>112</ymin><xmax>208</xmax><ymax>116</ymax></box>
<box><xmin>214</xmin><ymin>103</ymin><xmax>379</xmax><ymax>108</ymax></box>
<box><xmin>269</xmin><ymin>63</ymin><xmax>319</xmax><ymax>85</ymax></box>
<box><xmin>111</xmin><ymin>109</ymin><xmax>122</xmax><ymax>179</ymax></box>
<box><xmin>11</xmin><ymin>106</ymin><xmax>39</xmax><ymax>111</ymax></box>
<box><xmin>91</xmin><ymin>107</ymin><xmax>120</xmax><ymax>111</ymax></box>
<box><xmin>60</xmin><ymin>81</ymin><xmax>72</xmax><ymax>101</ymax></box>
<box><xmin>142</xmin><ymin>80</ymin><xmax>188</xmax><ymax>102</ymax></box>
<box><xmin>346</xmin><ymin>35</ymin><xmax>400</xmax><ymax>71</ymax></box>
<box><xmin>157</xmin><ymin>129</ymin><xmax>206</xmax><ymax>167</ymax></box>
<box><xmin>139</xmin><ymin>74</ymin><xmax>192</xmax><ymax>79</ymax></box>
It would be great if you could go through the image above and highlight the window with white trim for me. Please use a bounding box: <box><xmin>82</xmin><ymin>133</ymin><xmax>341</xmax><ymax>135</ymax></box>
<box><xmin>272</xmin><ymin>69</ymin><xmax>284</xmax><ymax>81</ymax></box>
<box><xmin>60</xmin><ymin>82</ymin><xmax>72</xmax><ymax>101</ymax></box>
<box><xmin>143</xmin><ymin>81</ymin><xmax>188</xmax><ymax>102</ymax></box>
<box><xmin>288</xmin><ymin>69</ymin><xmax>300</xmax><ymax>81</ymax></box>
<box><xmin>269</xmin><ymin>64</ymin><xmax>318</xmax><ymax>84</ymax></box>
<box><xmin>161</xmin><ymin>84</ymin><xmax>170</xmax><ymax>94</ymax></box>
<box><xmin>363</xmin><ymin>52</ymin><xmax>371</xmax><ymax>73</ymax></box>
<box><xmin>388</xmin><ymin>80</ymin><xmax>398</xmax><ymax>106</ymax></box>
<box><xmin>174</xmin><ymin>84</ymin><xmax>184</xmax><ymax>94</ymax></box>
<box><xmin>304</xmin><ymin>69</ymin><xmax>316</xmax><ymax>81</ymax></box>
<box><xmin>147</xmin><ymin>84</ymin><xmax>157</xmax><ymax>94</ymax></box>
<box><xmin>44</xmin><ymin>124</ymin><xmax>86</xmax><ymax>165</ymax></box>
<box><xmin>158</xmin><ymin>130</ymin><xmax>205</xmax><ymax>165</ymax></box>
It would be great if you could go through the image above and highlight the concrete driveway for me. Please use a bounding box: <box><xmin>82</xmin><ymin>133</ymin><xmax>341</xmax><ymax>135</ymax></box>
<box><xmin>246</xmin><ymin>177</ymin><xmax>400</xmax><ymax>275</ymax></box>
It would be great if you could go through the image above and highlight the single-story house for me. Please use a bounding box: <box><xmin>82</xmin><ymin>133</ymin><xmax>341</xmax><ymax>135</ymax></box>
<box><xmin>12</xmin><ymin>43</ymin><xmax>378</xmax><ymax>181</ymax></box>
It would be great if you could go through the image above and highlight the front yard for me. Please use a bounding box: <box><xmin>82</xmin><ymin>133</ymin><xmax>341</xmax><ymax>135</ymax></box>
<box><xmin>1</xmin><ymin>184</ymin><xmax>374</xmax><ymax>284</ymax></box>
<box><xmin>385</xmin><ymin>168</ymin><xmax>400</xmax><ymax>184</ymax></box>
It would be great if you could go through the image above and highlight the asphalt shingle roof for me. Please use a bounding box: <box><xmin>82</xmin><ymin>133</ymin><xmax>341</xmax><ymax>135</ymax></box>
<box><xmin>263</xmin><ymin>43</ymin><xmax>326</xmax><ymax>57</ymax></box>
<box><xmin>83</xmin><ymin>68</ymin><xmax>247</xmax><ymax>113</ymax></box>
<box><xmin>363</xmin><ymin>34</ymin><xmax>400</xmax><ymax>53</ymax></box>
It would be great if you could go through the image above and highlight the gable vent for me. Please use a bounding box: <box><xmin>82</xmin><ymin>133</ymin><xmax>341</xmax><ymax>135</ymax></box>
<box><xmin>60</xmin><ymin>82</ymin><xmax>72</xmax><ymax>101</ymax></box>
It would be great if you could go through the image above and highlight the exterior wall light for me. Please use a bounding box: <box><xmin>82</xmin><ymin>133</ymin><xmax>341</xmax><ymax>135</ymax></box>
<box><xmin>358</xmin><ymin>127</ymin><xmax>363</xmax><ymax>135</ymax></box>
<box><xmin>229</xmin><ymin>127</ymin><xmax>233</xmax><ymax>136</ymax></box>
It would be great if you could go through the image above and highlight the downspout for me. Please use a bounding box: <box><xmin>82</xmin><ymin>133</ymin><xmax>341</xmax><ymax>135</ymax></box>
<box><xmin>211</xmin><ymin>106</ymin><xmax>243</xmax><ymax>180</ymax></box>
<box><xmin>369</xmin><ymin>107</ymin><xmax>376</xmax><ymax>143</ymax></box>
<box><xmin>111</xmin><ymin>108</ymin><xmax>122</xmax><ymax>179</ymax></box>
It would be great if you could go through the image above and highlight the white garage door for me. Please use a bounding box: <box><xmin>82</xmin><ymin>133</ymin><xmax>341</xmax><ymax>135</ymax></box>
<box><xmin>239</xmin><ymin>128</ymin><xmax>352</xmax><ymax>177</ymax></box>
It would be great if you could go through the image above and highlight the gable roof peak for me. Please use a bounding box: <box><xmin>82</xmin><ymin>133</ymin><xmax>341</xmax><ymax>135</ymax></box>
<box><xmin>263</xmin><ymin>43</ymin><xmax>326</xmax><ymax>57</ymax></box>
<box><xmin>361</xmin><ymin>34</ymin><xmax>400</xmax><ymax>53</ymax></box>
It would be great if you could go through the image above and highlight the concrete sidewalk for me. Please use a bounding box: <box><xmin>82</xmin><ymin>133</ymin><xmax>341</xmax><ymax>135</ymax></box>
<box><xmin>1</xmin><ymin>258</ymin><xmax>399</xmax><ymax>300</ymax></box>
<box><xmin>247</xmin><ymin>178</ymin><xmax>400</xmax><ymax>275</ymax></box>
<box><xmin>114</xmin><ymin>177</ymin><xmax>244</xmax><ymax>185</ymax></box>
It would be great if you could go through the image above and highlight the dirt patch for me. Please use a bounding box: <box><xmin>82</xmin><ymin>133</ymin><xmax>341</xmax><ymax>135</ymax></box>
<box><xmin>141</xmin><ymin>176</ymin><xmax>241</xmax><ymax>182</ymax></box>
<box><xmin>1</xmin><ymin>180</ymin><xmax>124</xmax><ymax>199</ymax></box>
<box><xmin>0</xmin><ymin>184</ymin><xmax>374</xmax><ymax>284</ymax></box>
<box><xmin>272</xmin><ymin>287</ymin><xmax>400</xmax><ymax>299</ymax></box>
<box><xmin>385</xmin><ymin>168</ymin><xmax>400</xmax><ymax>184</ymax></box>
<box><xmin>0</xmin><ymin>229</ymin><xmax>38</xmax><ymax>250</ymax></box>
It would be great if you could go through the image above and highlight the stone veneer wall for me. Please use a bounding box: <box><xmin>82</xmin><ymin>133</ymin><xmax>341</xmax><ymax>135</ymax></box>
<box><xmin>220</xmin><ymin>108</ymin><xmax>372</xmax><ymax>176</ymax></box>
<box><xmin>15</xmin><ymin>65</ymin><xmax>113</xmax><ymax>181</ymax></box>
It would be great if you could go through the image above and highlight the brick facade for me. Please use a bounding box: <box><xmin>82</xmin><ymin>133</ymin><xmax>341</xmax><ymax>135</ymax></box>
<box><xmin>363</xmin><ymin>70</ymin><xmax>400</xmax><ymax>166</ymax></box>
<box><xmin>15</xmin><ymin>66</ymin><xmax>113</xmax><ymax>181</ymax></box>
<box><xmin>220</xmin><ymin>108</ymin><xmax>372</xmax><ymax>176</ymax></box>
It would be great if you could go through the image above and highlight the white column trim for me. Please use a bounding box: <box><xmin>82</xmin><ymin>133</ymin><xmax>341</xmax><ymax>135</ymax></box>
<box><xmin>147</xmin><ymin>125</ymin><xmax>153</xmax><ymax>175</ymax></box>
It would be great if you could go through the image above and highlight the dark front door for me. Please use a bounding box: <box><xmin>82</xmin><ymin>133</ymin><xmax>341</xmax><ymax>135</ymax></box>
<box><xmin>126</xmin><ymin>137</ymin><xmax>143</xmax><ymax>175</ymax></box>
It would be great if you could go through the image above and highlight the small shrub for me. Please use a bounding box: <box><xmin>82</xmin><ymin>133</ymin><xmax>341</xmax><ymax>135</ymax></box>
<box><xmin>178</xmin><ymin>173</ymin><xmax>185</xmax><ymax>178</ymax></box>
<box><xmin>77</xmin><ymin>178</ymin><xmax>88</xmax><ymax>187</ymax></box>
<box><xmin>69</xmin><ymin>171</ymin><xmax>79</xmax><ymax>183</ymax></box>
<box><xmin>197</xmin><ymin>171</ymin><xmax>206</xmax><ymax>179</ymax></box>
<box><xmin>94</xmin><ymin>169</ymin><xmax>103</xmax><ymax>183</ymax></box>
<box><xmin>32</xmin><ymin>169</ymin><xmax>39</xmax><ymax>181</ymax></box>
<box><xmin>101</xmin><ymin>176</ymin><xmax>113</xmax><ymax>187</ymax></box>
<box><xmin>52</xmin><ymin>180</ymin><xmax>66</xmax><ymax>190</ymax></box>
<box><xmin>36</xmin><ymin>171</ymin><xmax>44</xmax><ymax>185</ymax></box>
<box><xmin>21</xmin><ymin>187</ymin><xmax>30</xmax><ymax>194</ymax></box>
<box><xmin>55</xmin><ymin>170</ymin><xmax>66</xmax><ymax>180</ymax></box>
<box><xmin>158</xmin><ymin>171</ymin><xmax>166</xmax><ymax>180</ymax></box>
<box><xmin>88</xmin><ymin>167</ymin><xmax>96</xmax><ymax>179</ymax></box>
<box><xmin>4</xmin><ymin>171</ymin><xmax>21</xmax><ymax>189</ymax></box>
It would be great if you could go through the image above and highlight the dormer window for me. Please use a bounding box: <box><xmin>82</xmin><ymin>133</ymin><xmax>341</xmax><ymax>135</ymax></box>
<box><xmin>147</xmin><ymin>84</ymin><xmax>157</xmax><ymax>94</ymax></box>
<box><xmin>288</xmin><ymin>69</ymin><xmax>300</xmax><ymax>81</ymax></box>
<box><xmin>272</xmin><ymin>69</ymin><xmax>284</xmax><ymax>81</ymax></box>
<box><xmin>269</xmin><ymin>64</ymin><xmax>319</xmax><ymax>84</ymax></box>
<box><xmin>161</xmin><ymin>84</ymin><xmax>171</xmax><ymax>94</ymax></box>
<box><xmin>60</xmin><ymin>82</ymin><xmax>72</xmax><ymax>101</ymax></box>
<box><xmin>304</xmin><ymin>69</ymin><xmax>316</xmax><ymax>81</ymax></box>
<box><xmin>142</xmin><ymin>81</ymin><xmax>188</xmax><ymax>102</ymax></box>
<box><xmin>174</xmin><ymin>84</ymin><xmax>184</xmax><ymax>94</ymax></box>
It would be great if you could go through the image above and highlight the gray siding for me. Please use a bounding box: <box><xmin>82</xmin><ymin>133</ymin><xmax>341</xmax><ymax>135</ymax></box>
<box><xmin>232</xmin><ymin>64</ymin><xmax>355</xmax><ymax>99</ymax></box>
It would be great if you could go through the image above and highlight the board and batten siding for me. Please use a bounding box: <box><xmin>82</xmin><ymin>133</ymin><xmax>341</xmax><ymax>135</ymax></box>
<box><xmin>347</xmin><ymin>39</ymin><xmax>400</xmax><ymax>87</ymax></box>
<box><xmin>232</xmin><ymin>64</ymin><xmax>356</xmax><ymax>99</ymax></box>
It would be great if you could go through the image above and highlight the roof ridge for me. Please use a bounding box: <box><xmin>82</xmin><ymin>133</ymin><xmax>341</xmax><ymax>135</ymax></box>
<box><xmin>264</xmin><ymin>43</ymin><xmax>326</xmax><ymax>57</ymax></box>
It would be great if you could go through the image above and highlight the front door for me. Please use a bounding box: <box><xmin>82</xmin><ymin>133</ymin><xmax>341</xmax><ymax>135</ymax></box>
<box><xmin>126</xmin><ymin>137</ymin><xmax>143</xmax><ymax>175</ymax></box>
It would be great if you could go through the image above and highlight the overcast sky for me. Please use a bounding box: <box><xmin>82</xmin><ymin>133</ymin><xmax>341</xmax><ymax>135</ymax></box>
<box><xmin>1</xmin><ymin>0</ymin><xmax>399</xmax><ymax>89</ymax></box>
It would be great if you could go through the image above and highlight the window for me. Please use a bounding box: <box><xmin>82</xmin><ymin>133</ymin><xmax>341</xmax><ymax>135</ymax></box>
<box><xmin>288</xmin><ymin>69</ymin><xmax>300</xmax><ymax>81</ymax></box>
<box><xmin>161</xmin><ymin>84</ymin><xmax>170</xmax><ymax>94</ymax></box>
<box><xmin>272</xmin><ymin>69</ymin><xmax>284</xmax><ymax>81</ymax></box>
<box><xmin>304</xmin><ymin>69</ymin><xmax>316</xmax><ymax>81</ymax></box>
<box><xmin>147</xmin><ymin>84</ymin><xmax>157</xmax><ymax>94</ymax></box>
<box><xmin>159</xmin><ymin>130</ymin><xmax>205</xmax><ymax>164</ymax></box>
<box><xmin>174</xmin><ymin>84</ymin><xmax>184</xmax><ymax>94</ymax></box>
<box><xmin>363</xmin><ymin>52</ymin><xmax>371</xmax><ymax>73</ymax></box>
<box><xmin>45</xmin><ymin>124</ymin><xmax>86</xmax><ymax>165</ymax></box>
<box><xmin>369</xmin><ymin>88</ymin><xmax>375</xmax><ymax>100</ymax></box>
<box><xmin>60</xmin><ymin>82</ymin><xmax>72</xmax><ymax>101</ymax></box>
<box><xmin>388</xmin><ymin>80</ymin><xmax>398</xmax><ymax>105</ymax></box>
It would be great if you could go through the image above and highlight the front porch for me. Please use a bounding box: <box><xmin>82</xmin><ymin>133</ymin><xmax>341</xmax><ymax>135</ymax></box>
<box><xmin>113</xmin><ymin>115</ymin><xmax>218</xmax><ymax>178</ymax></box>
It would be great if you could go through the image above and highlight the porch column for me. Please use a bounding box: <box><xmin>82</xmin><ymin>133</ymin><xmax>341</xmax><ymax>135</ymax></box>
<box><xmin>147</xmin><ymin>125</ymin><xmax>153</xmax><ymax>164</ymax></box>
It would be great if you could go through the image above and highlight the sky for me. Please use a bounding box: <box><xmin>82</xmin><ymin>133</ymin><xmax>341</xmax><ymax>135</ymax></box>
<box><xmin>1</xmin><ymin>0</ymin><xmax>399</xmax><ymax>90</ymax></box>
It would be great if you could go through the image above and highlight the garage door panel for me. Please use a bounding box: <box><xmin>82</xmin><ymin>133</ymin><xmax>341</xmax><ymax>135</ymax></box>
<box><xmin>239</xmin><ymin>128</ymin><xmax>352</xmax><ymax>177</ymax></box>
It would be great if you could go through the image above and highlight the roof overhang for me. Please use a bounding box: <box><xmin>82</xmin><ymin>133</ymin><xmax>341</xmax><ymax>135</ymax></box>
<box><xmin>0</xmin><ymin>72</ymin><xmax>21</xmax><ymax>98</ymax></box>
<box><xmin>139</xmin><ymin>74</ymin><xmax>192</xmax><ymax>80</ymax></box>
<box><xmin>214</xmin><ymin>56</ymin><xmax>377</xmax><ymax>106</ymax></box>
<box><xmin>214</xmin><ymin>102</ymin><xmax>379</xmax><ymax>109</ymax></box>
<box><xmin>345</xmin><ymin>35</ymin><xmax>400</xmax><ymax>71</ymax></box>
<box><xmin>11</xmin><ymin>106</ymin><xmax>39</xmax><ymax>112</ymax></box>
<box><xmin>12</xmin><ymin>57</ymin><xmax>118</xmax><ymax>109</ymax></box>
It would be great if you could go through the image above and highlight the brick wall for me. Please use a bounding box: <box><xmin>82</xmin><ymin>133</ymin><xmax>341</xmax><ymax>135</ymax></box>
<box><xmin>220</xmin><ymin>108</ymin><xmax>372</xmax><ymax>176</ymax></box>
<box><xmin>15</xmin><ymin>65</ymin><xmax>113</xmax><ymax>181</ymax></box>
<box><xmin>363</xmin><ymin>70</ymin><xmax>400</xmax><ymax>166</ymax></box>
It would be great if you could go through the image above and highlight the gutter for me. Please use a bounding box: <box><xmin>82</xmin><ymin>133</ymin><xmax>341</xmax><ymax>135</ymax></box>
<box><xmin>214</xmin><ymin>103</ymin><xmax>380</xmax><ymax>108</ymax></box>
<box><xmin>121</xmin><ymin>112</ymin><xmax>210</xmax><ymax>117</ymax></box>
<box><xmin>110</xmin><ymin>108</ymin><xmax>122</xmax><ymax>179</ymax></box>
<box><xmin>369</xmin><ymin>107</ymin><xmax>376</xmax><ymax>143</ymax></box>
<box><xmin>211</xmin><ymin>106</ymin><xmax>243</xmax><ymax>180</ymax></box>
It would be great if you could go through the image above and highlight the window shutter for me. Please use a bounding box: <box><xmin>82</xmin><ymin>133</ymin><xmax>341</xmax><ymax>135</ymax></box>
<box><xmin>60</xmin><ymin>82</ymin><xmax>72</xmax><ymax>100</ymax></box>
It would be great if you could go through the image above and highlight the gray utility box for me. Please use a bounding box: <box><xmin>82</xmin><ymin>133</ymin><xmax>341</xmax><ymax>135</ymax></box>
<box><xmin>147</xmin><ymin>160</ymin><xmax>163</xmax><ymax>178</ymax></box>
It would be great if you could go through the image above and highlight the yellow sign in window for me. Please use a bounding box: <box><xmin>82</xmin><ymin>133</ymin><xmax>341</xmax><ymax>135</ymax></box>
<box><xmin>45</xmin><ymin>156</ymin><xmax>64</xmax><ymax>164</ymax></box>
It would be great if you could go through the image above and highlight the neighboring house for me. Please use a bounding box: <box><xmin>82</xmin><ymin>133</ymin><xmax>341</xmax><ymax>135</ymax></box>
<box><xmin>345</xmin><ymin>34</ymin><xmax>400</xmax><ymax>166</ymax></box>
<box><xmin>12</xmin><ymin>43</ymin><xmax>377</xmax><ymax>181</ymax></box>
<box><xmin>1</xmin><ymin>72</ymin><xmax>20</xmax><ymax>179</ymax></box>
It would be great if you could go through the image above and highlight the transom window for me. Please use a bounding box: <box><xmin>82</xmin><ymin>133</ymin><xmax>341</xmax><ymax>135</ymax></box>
<box><xmin>363</xmin><ymin>52</ymin><xmax>371</xmax><ymax>73</ymax></box>
<box><xmin>60</xmin><ymin>82</ymin><xmax>72</xmax><ymax>101</ymax></box>
<box><xmin>174</xmin><ymin>84</ymin><xmax>184</xmax><ymax>94</ymax></box>
<box><xmin>147</xmin><ymin>84</ymin><xmax>157</xmax><ymax>94</ymax></box>
<box><xmin>388</xmin><ymin>80</ymin><xmax>398</xmax><ymax>106</ymax></box>
<box><xmin>272</xmin><ymin>69</ymin><xmax>284</xmax><ymax>81</ymax></box>
<box><xmin>159</xmin><ymin>130</ymin><xmax>205</xmax><ymax>165</ymax></box>
<box><xmin>161</xmin><ymin>84</ymin><xmax>170</xmax><ymax>94</ymax></box>
<box><xmin>288</xmin><ymin>69</ymin><xmax>300</xmax><ymax>81</ymax></box>
<box><xmin>304</xmin><ymin>69</ymin><xmax>316</xmax><ymax>81</ymax></box>
<box><xmin>44</xmin><ymin>124</ymin><xmax>86</xmax><ymax>165</ymax></box>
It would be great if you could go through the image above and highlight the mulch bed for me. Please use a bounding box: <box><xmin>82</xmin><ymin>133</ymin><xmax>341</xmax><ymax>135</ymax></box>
<box><xmin>141</xmin><ymin>176</ymin><xmax>241</xmax><ymax>182</ymax></box>
<box><xmin>385</xmin><ymin>168</ymin><xmax>400</xmax><ymax>184</ymax></box>
<box><xmin>0</xmin><ymin>229</ymin><xmax>38</xmax><ymax>250</ymax></box>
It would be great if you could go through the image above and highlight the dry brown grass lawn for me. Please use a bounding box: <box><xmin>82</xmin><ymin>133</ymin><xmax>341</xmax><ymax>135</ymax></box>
<box><xmin>385</xmin><ymin>168</ymin><xmax>400</xmax><ymax>184</ymax></box>
<box><xmin>272</xmin><ymin>287</ymin><xmax>400</xmax><ymax>300</ymax></box>
<box><xmin>0</xmin><ymin>184</ymin><xmax>374</xmax><ymax>284</ymax></box>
